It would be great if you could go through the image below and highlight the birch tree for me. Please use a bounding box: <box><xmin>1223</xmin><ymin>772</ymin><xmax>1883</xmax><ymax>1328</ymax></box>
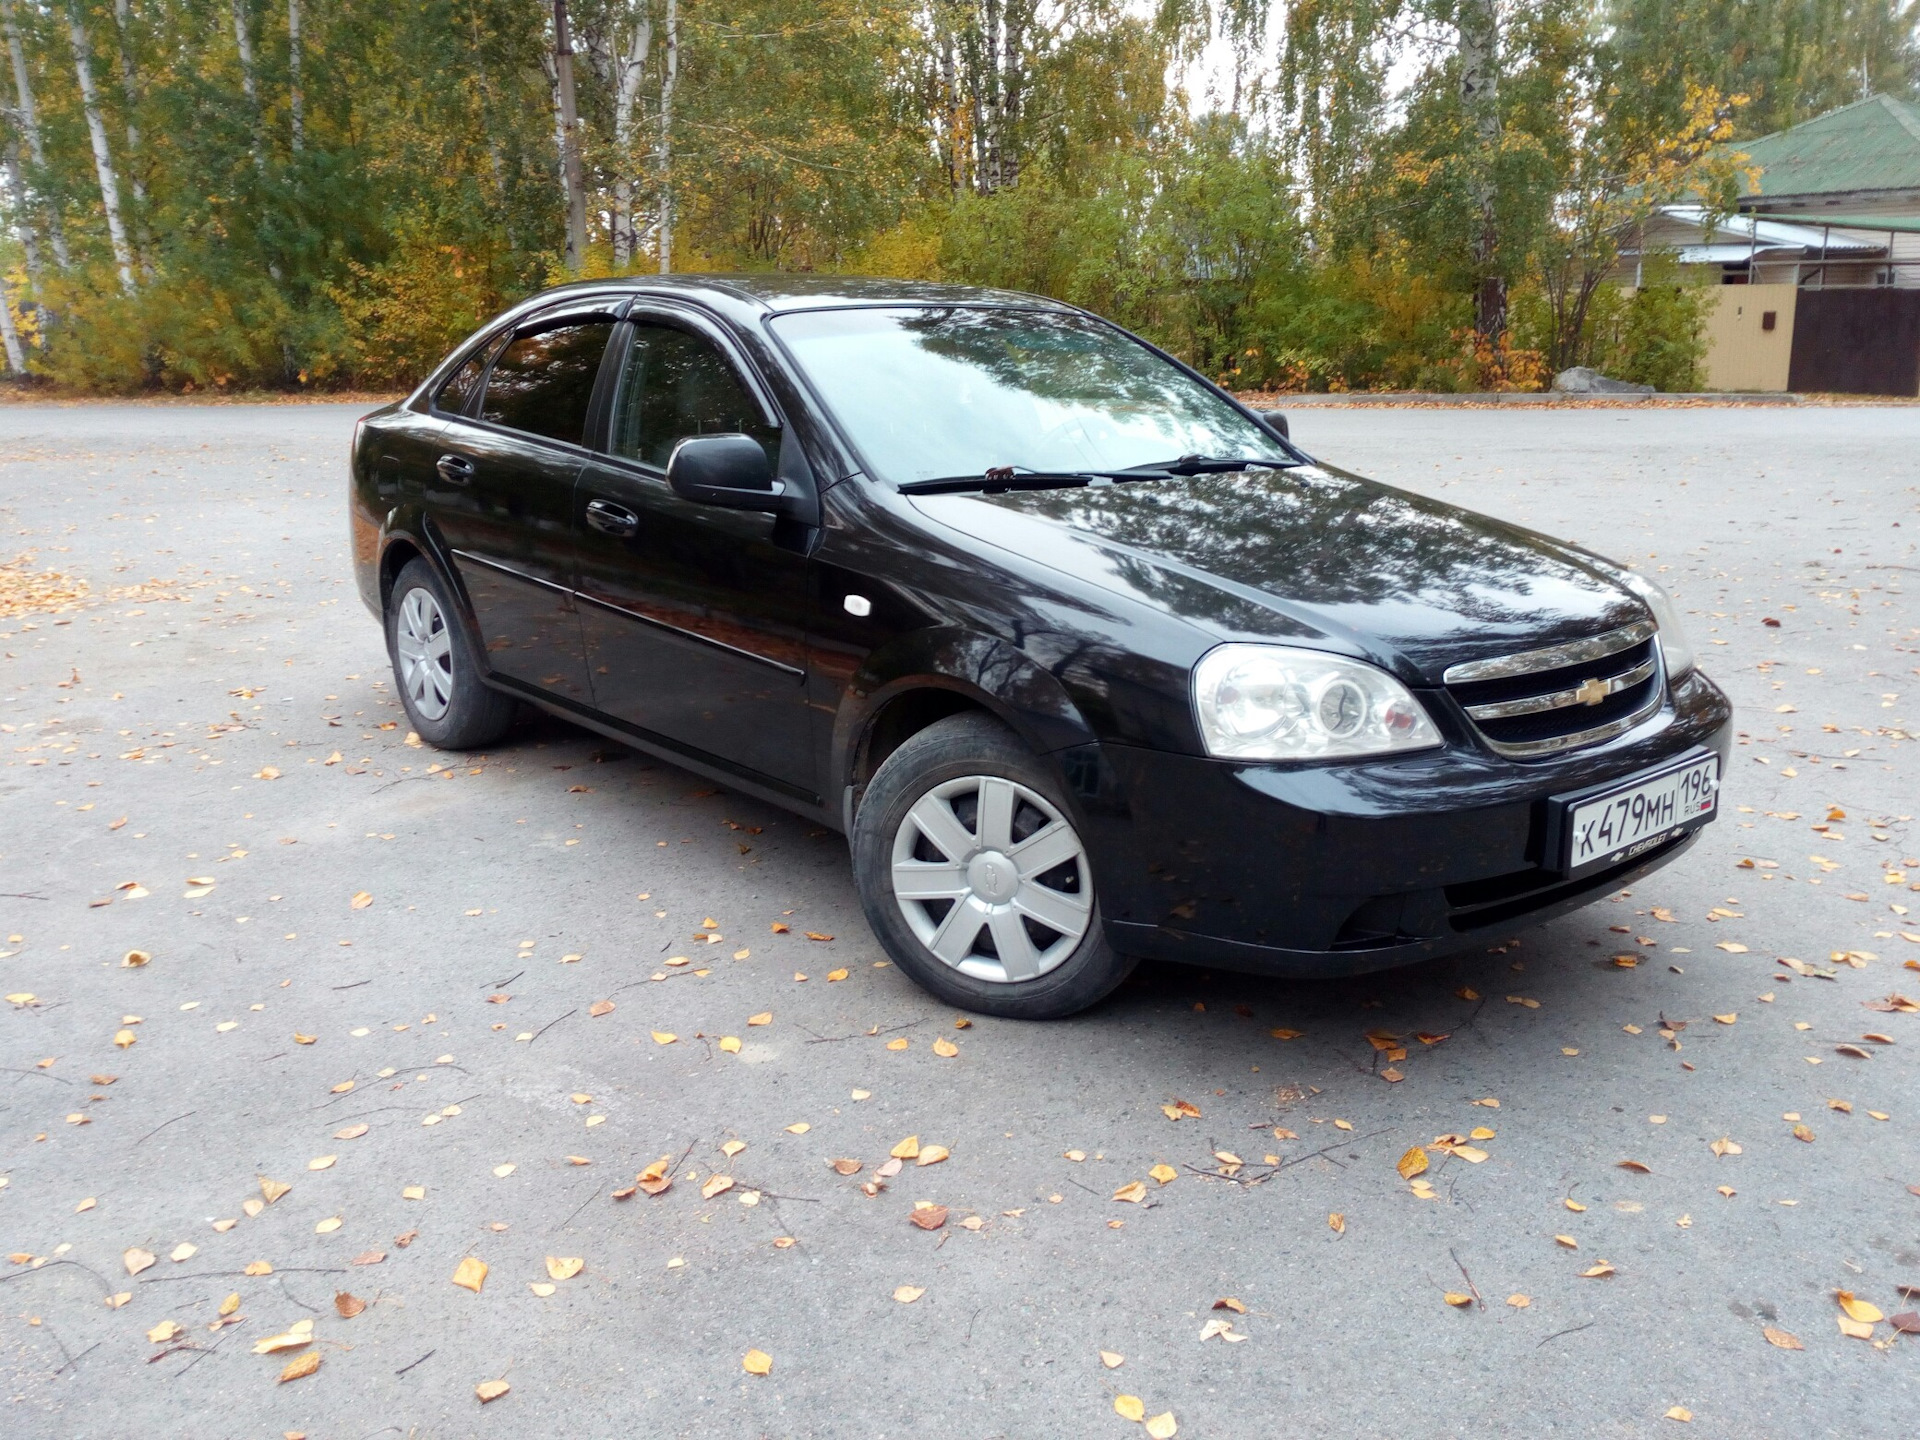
<box><xmin>580</xmin><ymin>0</ymin><xmax>652</xmax><ymax>269</ymax></box>
<box><xmin>551</xmin><ymin>0</ymin><xmax>589</xmax><ymax>271</ymax></box>
<box><xmin>231</xmin><ymin>0</ymin><xmax>268</xmax><ymax>171</ymax></box>
<box><xmin>2</xmin><ymin>0</ymin><xmax>71</xmax><ymax>268</ymax></box>
<box><xmin>0</xmin><ymin>248</ymin><xmax>24</xmax><ymax>369</ymax></box>
<box><xmin>656</xmin><ymin>0</ymin><xmax>675</xmax><ymax>272</ymax></box>
<box><xmin>289</xmin><ymin>0</ymin><xmax>304</xmax><ymax>152</ymax></box>
<box><xmin>65</xmin><ymin>0</ymin><xmax>136</xmax><ymax>292</ymax></box>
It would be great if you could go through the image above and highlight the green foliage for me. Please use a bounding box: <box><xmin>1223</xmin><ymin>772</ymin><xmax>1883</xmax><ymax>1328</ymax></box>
<box><xmin>1593</xmin><ymin>261</ymin><xmax>1711</xmax><ymax>391</ymax></box>
<box><xmin>0</xmin><ymin>0</ymin><xmax>1904</xmax><ymax>392</ymax></box>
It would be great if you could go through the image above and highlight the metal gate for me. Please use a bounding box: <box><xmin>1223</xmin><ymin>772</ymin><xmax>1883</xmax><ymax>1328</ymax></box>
<box><xmin>1787</xmin><ymin>289</ymin><xmax>1920</xmax><ymax>397</ymax></box>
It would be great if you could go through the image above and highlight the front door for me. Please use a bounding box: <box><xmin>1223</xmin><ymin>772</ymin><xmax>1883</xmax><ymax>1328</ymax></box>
<box><xmin>573</xmin><ymin>315</ymin><xmax>815</xmax><ymax>796</ymax></box>
<box><xmin>431</xmin><ymin>302</ymin><xmax>616</xmax><ymax>707</ymax></box>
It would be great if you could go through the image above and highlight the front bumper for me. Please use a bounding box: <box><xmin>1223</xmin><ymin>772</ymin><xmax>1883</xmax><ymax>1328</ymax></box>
<box><xmin>1075</xmin><ymin>669</ymin><xmax>1733</xmax><ymax>978</ymax></box>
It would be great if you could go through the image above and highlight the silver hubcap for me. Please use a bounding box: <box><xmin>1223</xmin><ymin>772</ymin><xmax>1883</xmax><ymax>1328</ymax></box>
<box><xmin>394</xmin><ymin>586</ymin><xmax>454</xmax><ymax>722</ymax></box>
<box><xmin>890</xmin><ymin>774</ymin><xmax>1092</xmax><ymax>984</ymax></box>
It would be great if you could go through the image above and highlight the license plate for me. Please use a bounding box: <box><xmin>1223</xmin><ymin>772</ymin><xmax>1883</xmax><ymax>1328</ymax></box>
<box><xmin>1559</xmin><ymin>752</ymin><xmax>1719</xmax><ymax>877</ymax></box>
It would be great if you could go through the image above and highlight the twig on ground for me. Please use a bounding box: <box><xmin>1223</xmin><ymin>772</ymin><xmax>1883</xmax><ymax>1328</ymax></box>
<box><xmin>135</xmin><ymin>1111</ymin><xmax>194</xmax><ymax>1146</ymax></box>
<box><xmin>528</xmin><ymin>1009</ymin><xmax>576</xmax><ymax>1044</ymax></box>
<box><xmin>1536</xmin><ymin>1321</ymin><xmax>1596</xmax><ymax>1349</ymax></box>
<box><xmin>1450</xmin><ymin>1247</ymin><xmax>1484</xmax><ymax>1309</ymax></box>
<box><xmin>51</xmin><ymin>1340</ymin><xmax>99</xmax><ymax>1378</ymax></box>
<box><xmin>0</xmin><ymin>1258</ymin><xmax>113</xmax><ymax>1293</ymax></box>
<box><xmin>552</xmin><ymin>1184</ymin><xmax>604</xmax><ymax>1234</ymax></box>
<box><xmin>802</xmin><ymin>1018</ymin><xmax>926</xmax><ymax>1044</ymax></box>
<box><xmin>395</xmin><ymin>1350</ymin><xmax>435</xmax><ymax>1377</ymax></box>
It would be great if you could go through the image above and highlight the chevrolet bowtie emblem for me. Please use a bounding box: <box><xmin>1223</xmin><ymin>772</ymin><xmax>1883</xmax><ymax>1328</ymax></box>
<box><xmin>1575</xmin><ymin>677</ymin><xmax>1609</xmax><ymax>706</ymax></box>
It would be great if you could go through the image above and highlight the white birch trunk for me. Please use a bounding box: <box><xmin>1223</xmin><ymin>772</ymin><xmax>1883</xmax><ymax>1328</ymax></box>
<box><xmin>610</xmin><ymin>10</ymin><xmax>651</xmax><ymax>271</ymax></box>
<box><xmin>3</xmin><ymin>0</ymin><xmax>72</xmax><ymax>268</ymax></box>
<box><xmin>657</xmin><ymin>0</ymin><xmax>676</xmax><ymax>274</ymax></box>
<box><xmin>231</xmin><ymin>0</ymin><xmax>266</xmax><ymax>172</ymax></box>
<box><xmin>551</xmin><ymin>0</ymin><xmax>588</xmax><ymax>272</ymax></box>
<box><xmin>0</xmin><ymin>270</ymin><xmax>25</xmax><ymax>373</ymax></box>
<box><xmin>287</xmin><ymin>0</ymin><xmax>302</xmax><ymax>152</ymax></box>
<box><xmin>66</xmin><ymin>1</ymin><xmax>137</xmax><ymax>293</ymax></box>
<box><xmin>1457</xmin><ymin>0</ymin><xmax>1504</xmax><ymax>343</ymax></box>
<box><xmin>110</xmin><ymin>0</ymin><xmax>142</xmax><ymax>203</ymax></box>
<box><xmin>3</xmin><ymin>137</ymin><xmax>46</xmax><ymax>289</ymax></box>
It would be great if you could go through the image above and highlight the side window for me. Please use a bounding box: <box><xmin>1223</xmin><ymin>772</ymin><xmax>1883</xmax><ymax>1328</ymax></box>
<box><xmin>432</xmin><ymin>334</ymin><xmax>503</xmax><ymax>416</ymax></box>
<box><xmin>608</xmin><ymin>323</ymin><xmax>777</xmax><ymax>470</ymax></box>
<box><xmin>479</xmin><ymin>320</ymin><xmax>616</xmax><ymax>444</ymax></box>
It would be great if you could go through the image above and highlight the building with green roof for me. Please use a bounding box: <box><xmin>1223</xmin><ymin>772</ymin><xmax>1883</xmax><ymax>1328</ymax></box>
<box><xmin>1617</xmin><ymin>94</ymin><xmax>1920</xmax><ymax>395</ymax></box>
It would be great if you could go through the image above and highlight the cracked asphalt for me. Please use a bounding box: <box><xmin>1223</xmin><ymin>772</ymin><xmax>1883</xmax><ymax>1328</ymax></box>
<box><xmin>1</xmin><ymin>398</ymin><xmax>1916</xmax><ymax>1437</ymax></box>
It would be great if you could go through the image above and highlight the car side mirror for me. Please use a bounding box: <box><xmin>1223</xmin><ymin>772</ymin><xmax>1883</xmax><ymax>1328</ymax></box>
<box><xmin>1258</xmin><ymin>410</ymin><xmax>1289</xmax><ymax>441</ymax></box>
<box><xmin>666</xmin><ymin>433</ymin><xmax>782</xmax><ymax>511</ymax></box>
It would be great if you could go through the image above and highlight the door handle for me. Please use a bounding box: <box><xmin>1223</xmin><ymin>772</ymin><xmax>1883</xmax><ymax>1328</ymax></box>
<box><xmin>585</xmin><ymin>498</ymin><xmax>640</xmax><ymax>537</ymax></box>
<box><xmin>436</xmin><ymin>453</ymin><xmax>475</xmax><ymax>485</ymax></box>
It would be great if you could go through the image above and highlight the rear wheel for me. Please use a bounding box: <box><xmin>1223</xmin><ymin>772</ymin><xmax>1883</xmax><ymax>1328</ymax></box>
<box><xmin>385</xmin><ymin>558</ymin><xmax>517</xmax><ymax>749</ymax></box>
<box><xmin>852</xmin><ymin>713</ymin><xmax>1134</xmax><ymax>1019</ymax></box>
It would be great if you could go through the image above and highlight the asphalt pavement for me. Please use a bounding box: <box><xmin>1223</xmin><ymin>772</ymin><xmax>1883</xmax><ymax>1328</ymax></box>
<box><xmin>1</xmin><ymin>398</ymin><xmax>1916</xmax><ymax>1437</ymax></box>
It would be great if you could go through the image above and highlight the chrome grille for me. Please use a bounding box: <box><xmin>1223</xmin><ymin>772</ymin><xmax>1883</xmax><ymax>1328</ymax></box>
<box><xmin>1444</xmin><ymin>620</ymin><xmax>1663</xmax><ymax>758</ymax></box>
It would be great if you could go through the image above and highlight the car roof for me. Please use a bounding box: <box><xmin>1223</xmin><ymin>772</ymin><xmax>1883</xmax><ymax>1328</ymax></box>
<box><xmin>526</xmin><ymin>273</ymin><xmax>1077</xmax><ymax>317</ymax></box>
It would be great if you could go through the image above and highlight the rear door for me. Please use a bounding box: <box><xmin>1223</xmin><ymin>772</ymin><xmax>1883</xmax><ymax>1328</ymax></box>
<box><xmin>572</xmin><ymin>310</ymin><xmax>816</xmax><ymax>796</ymax></box>
<box><xmin>430</xmin><ymin>301</ymin><xmax>618</xmax><ymax>707</ymax></box>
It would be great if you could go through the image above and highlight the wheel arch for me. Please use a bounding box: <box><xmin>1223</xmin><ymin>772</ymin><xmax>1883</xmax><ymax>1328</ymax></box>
<box><xmin>833</xmin><ymin>628</ymin><xmax>1102</xmax><ymax>827</ymax></box>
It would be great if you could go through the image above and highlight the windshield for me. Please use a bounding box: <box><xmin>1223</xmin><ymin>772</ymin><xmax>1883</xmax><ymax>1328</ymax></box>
<box><xmin>768</xmin><ymin>306</ymin><xmax>1292</xmax><ymax>486</ymax></box>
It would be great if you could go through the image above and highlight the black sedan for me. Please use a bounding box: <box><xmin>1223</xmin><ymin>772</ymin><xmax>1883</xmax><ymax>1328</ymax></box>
<box><xmin>349</xmin><ymin>276</ymin><xmax>1730</xmax><ymax>1019</ymax></box>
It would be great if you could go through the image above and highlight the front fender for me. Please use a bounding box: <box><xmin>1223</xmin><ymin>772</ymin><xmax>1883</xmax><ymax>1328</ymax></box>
<box><xmin>832</xmin><ymin>626</ymin><xmax>1101</xmax><ymax>793</ymax></box>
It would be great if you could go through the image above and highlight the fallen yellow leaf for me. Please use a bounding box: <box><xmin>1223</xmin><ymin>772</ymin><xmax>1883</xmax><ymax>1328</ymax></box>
<box><xmin>279</xmin><ymin>1350</ymin><xmax>321</xmax><ymax>1382</ymax></box>
<box><xmin>1444</xmin><ymin>1292</ymin><xmax>1472</xmax><ymax>1307</ymax></box>
<box><xmin>1100</xmin><ymin>1350</ymin><xmax>1125</xmax><ymax>1368</ymax></box>
<box><xmin>545</xmin><ymin>1256</ymin><xmax>584</xmax><ymax>1281</ymax></box>
<box><xmin>451</xmin><ymin>1256</ymin><xmax>488</xmax><ymax>1293</ymax></box>
<box><xmin>1395</xmin><ymin>1146</ymin><xmax>1428</xmax><ymax>1179</ymax></box>
<box><xmin>893</xmin><ymin>1285</ymin><xmax>925</xmax><ymax>1304</ymax></box>
<box><xmin>476</xmin><ymin>1379</ymin><xmax>511</xmax><ymax>1402</ymax></box>
<box><xmin>1145</xmin><ymin>1413</ymin><xmax>1178</xmax><ymax>1439</ymax></box>
<box><xmin>742</xmin><ymin>1348</ymin><xmax>773</xmax><ymax>1376</ymax></box>
<box><xmin>747</xmin><ymin>1011</ymin><xmax>772</xmax><ymax>1026</ymax></box>
<box><xmin>1114</xmin><ymin>1395</ymin><xmax>1146</xmax><ymax>1422</ymax></box>
<box><xmin>932</xmin><ymin>1036</ymin><xmax>959</xmax><ymax>1057</ymax></box>
<box><xmin>1836</xmin><ymin>1290</ymin><xmax>1883</xmax><ymax>1324</ymax></box>
<box><xmin>1149</xmin><ymin>1163</ymin><xmax>1177</xmax><ymax>1185</ymax></box>
<box><xmin>1112</xmin><ymin>1181</ymin><xmax>1147</xmax><ymax>1203</ymax></box>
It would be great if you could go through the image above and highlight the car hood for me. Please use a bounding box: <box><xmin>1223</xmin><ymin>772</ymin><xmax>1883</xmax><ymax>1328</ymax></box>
<box><xmin>908</xmin><ymin>465</ymin><xmax>1646</xmax><ymax>685</ymax></box>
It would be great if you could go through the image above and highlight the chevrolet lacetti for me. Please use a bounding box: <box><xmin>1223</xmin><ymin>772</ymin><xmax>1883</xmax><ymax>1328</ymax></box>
<box><xmin>349</xmin><ymin>277</ymin><xmax>1730</xmax><ymax>1018</ymax></box>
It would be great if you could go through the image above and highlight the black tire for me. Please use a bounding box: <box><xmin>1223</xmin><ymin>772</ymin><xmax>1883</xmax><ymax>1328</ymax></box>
<box><xmin>384</xmin><ymin>557</ymin><xmax>518</xmax><ymax>749</ymax></box>
<box><xmin>852</xmin><ymin>712</ymin><xmax>1135</xmax><ymax>1020</ymax></box>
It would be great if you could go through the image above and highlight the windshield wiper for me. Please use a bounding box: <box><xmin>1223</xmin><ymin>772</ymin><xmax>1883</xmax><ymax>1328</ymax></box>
<box><xmin>1121</xmin><ymin>454</ymin><xmax>1301</xmax><ymax>476</ymax></box>
<box><xmin>898</xmin><ymin>467</ymin><xmax>1139</xmax><ymax>495</ymax></box>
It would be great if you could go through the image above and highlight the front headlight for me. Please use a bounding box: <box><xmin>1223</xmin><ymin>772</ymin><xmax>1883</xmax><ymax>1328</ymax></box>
<box><xmin>1192</xmin><ymin>644</ymin><xmax>1442</xmax><ymax>761</ymax></box>
<box><xmin>1617</xmin><ymin>570</ymin><xmax>1696</xmax><ymax>678</ymax></box>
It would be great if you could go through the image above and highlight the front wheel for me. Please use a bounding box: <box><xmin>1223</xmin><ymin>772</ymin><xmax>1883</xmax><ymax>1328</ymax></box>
<box><xmin>852</xmin><ymin>713</ymin><xmax>1135</xmax><ymax>1019</ymax></box>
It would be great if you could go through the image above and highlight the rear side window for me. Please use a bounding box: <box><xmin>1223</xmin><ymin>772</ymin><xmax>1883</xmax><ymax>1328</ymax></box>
<box><xmin>433</xmin><ymin>335</ymin><xmax>503</xmax><ymax>416</ymax></box>
<box><xmin>480</xmin><ymin>320</ymin><xmax>615</xmax><ymax>444</ymax></box>
<box><xmin>608</xmin><ymin>323</ymin><xmax>776</xmax><ymax>469</ymax></box>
